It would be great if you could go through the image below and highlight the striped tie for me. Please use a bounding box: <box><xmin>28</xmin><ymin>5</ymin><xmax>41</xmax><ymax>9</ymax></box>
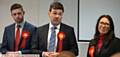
<box><xmin>48</xmin><ymin>27</ymin><xmax>57</xmax><ymax>52</ymax></box>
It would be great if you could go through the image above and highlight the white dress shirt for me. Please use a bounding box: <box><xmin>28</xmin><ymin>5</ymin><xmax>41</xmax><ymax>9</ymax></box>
<box><xmin>47</xmin><ymin>22</ymin><xmax>60</xmax><ymax>52</ymax></box>
<box><xmin>15</xmin><ymin>21</ymin><xmax>25</xmax><ymax>38</ymax></box>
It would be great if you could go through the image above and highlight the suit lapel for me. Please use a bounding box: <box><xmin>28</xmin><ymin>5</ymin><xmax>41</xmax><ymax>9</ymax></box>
<box><xmin>56</xmin><ymin>23</ymin><xmax>64</xmax><ymax>52</ymax></box>
<box><xmin>18</xmin><ymin>22</ymin><xmax>27</xmax><ymax>49</ymax></box>
<box><xmin>9</xmin><ymin>24</ymin><xmax>16</xmax><ymax>51</ymax></box>
<box><xmin>44</xmin><ymin>24</ymin><xmax>49</xmax><ymax>51</ymax></box>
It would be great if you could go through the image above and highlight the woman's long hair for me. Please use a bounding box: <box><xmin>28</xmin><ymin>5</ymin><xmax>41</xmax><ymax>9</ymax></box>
<box><xmin>94</xmin><ymin>15</ymin><xmax>115</xmax><ymax>39</ymax></box>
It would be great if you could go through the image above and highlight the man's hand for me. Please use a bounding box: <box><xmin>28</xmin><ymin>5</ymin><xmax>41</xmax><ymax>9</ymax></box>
<box><xmin>49</xmin><ymin>52</ymin><xmax>59</xmax><ymax>57</ymax></box>
<box><xmin>5</xmin><ymin>51</ymin><xmax>21</xmax><ymax>57</ymax></box>
<box><xmin>43</xmin><ymin>52</ymin><xmax>60</xmax><ymax>57</ymax></box>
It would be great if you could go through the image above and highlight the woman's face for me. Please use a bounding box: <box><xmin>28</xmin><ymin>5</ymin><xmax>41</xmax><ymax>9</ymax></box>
<box><xmin>98</xmin><ymin>17</ymin><xmax>110</xmax><ymax>34</ymax></box>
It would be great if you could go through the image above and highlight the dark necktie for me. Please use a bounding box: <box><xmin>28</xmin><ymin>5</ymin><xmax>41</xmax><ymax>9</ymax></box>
<box><xmin>48</xmin><ymin>27</ymin><xmax>57</xmax><ymax>52</ymax></box>
<box><xmin>15</xmin><ymin>25</ymin><xmax>21</xmax><ymax>51</ymax></box>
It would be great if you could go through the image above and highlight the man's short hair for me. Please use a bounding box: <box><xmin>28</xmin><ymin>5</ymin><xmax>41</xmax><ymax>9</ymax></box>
<box><xmin>49</xmin><ymin>2</ymin><xmax>64</xmax><ymax>12</ymax></box>
<box><xmin>10</xmin><ymin>3</ymin><xmax>24</xmax><ymax>12</ymax></box>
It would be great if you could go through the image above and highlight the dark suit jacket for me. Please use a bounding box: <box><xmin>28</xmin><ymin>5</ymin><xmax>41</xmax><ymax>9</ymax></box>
<box><xmin>87</xmin><ymin>37</ymin><xmax>120</xmax><ymax>57</ymax></box>
<box><xmin>0</xmin><ymin>21</ymin><xmax>36</xmax><ymax>54</ymax></box>
<box><xmin>31</xmin><ymin>23</ymin><xmax>78</xmax><ymax>56</ymax></box>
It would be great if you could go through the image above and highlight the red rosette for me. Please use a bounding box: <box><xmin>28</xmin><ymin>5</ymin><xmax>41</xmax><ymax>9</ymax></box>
<box><xmin>22</xmin><ymin>31</ymin><xmax>30</xmax><ymax>39</ymax></box>
<box><xmin>58</xmin><ymin>31</ymin><xmax>65</xmax><ymax>40</ymax></box>
<box><xmin>57</xmin><ymin>31</ymin><xmax>65</xmax><ymax>52</ymax></box>
<box><xmin>21</xmin><ymin>31</ymin><xmax>30</xmax><ymax>48</ymax></box>
<box><xmin>89</xmin><ymin>46</ymin><xmax>95</xmax><ymax>57</ymax></box>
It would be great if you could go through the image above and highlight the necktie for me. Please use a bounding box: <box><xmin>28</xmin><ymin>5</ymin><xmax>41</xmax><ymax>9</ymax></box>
<box><xmin>15</xmin><ymin>25</ymin><xmax>21</xmax><ymax>51</ymax></box>
<box><xmin>48</xmin><ymin>27</ymin><xmax>57</xmax><ymax>52</ymax></box>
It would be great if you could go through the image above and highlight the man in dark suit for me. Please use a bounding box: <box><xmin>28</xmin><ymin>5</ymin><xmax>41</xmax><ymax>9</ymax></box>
<box><xmin>0</xmin><ymin>3</ymin><xmax>36</xmax><ymax>54</ymax></box>
<box><xmin>31</xmin><ymin>2</ymin><xmax>78</xmax><ymax>57</ymax></box>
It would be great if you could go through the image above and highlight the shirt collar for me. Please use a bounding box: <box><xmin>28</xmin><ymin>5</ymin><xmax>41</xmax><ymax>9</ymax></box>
<box><xmin>15</xmin><ymin>21</ymin><xmax>25</xmax><ymax>28</ymax></box>
<box><xmin>49</xmin><ymin>22</ymin><xmax>60</xmax><ymax>30</ymax></box>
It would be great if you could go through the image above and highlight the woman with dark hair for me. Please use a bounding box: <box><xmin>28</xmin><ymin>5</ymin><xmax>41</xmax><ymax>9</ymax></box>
<box><xmin>87</xmin><ymin>15</ymin><xmax>120</xmax><ymax>57</ymax></box>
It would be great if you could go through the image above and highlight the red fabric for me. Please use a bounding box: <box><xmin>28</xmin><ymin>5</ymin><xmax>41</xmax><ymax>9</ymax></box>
<box><xmin>58</xmin><ymin>40</ymin><xmax>63</xmax><ymax>52</ymax></box>
<box><xmin>98</xmin><ymin>34</ymin><xmax>104</xmax><ymax>52</ymax></box>
<box><xmin>57</xmin><ymin>31</ymin><xmax>65</xmax><ymax>52</ymax></box>
<box><xmin>21</xmin><ymin>38</ymin><xmax>26</xmax><ymax>48</ymax></box>
<box><xmin>21</xmin><ymin>31</ymin><xmax>29</xmax><ymax>48</ymax></box>
<box><xmin>15</xmin><ymin>27</ymin><xmax>20</xmax><ymax>51</ymax></box>
<box><xmin>89</xmin><ymin>46</ymin><xmax>95</xmax><ymax>57</ymax></box>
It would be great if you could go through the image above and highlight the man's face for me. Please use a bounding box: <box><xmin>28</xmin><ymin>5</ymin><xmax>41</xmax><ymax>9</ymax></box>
<box><xmin>98</xmin><ymin>17</ymin><xmax>110</xmax><ymax>34</ymax></box>
<box><xmin>11</xmin><ymin>8</ymin><xmax>24</xmax><ymax>24</ymax></box>
<box><xmin>48</xmin><ymin>8</ymin><xmax>63</xmax><ymax>26</ymax></box>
